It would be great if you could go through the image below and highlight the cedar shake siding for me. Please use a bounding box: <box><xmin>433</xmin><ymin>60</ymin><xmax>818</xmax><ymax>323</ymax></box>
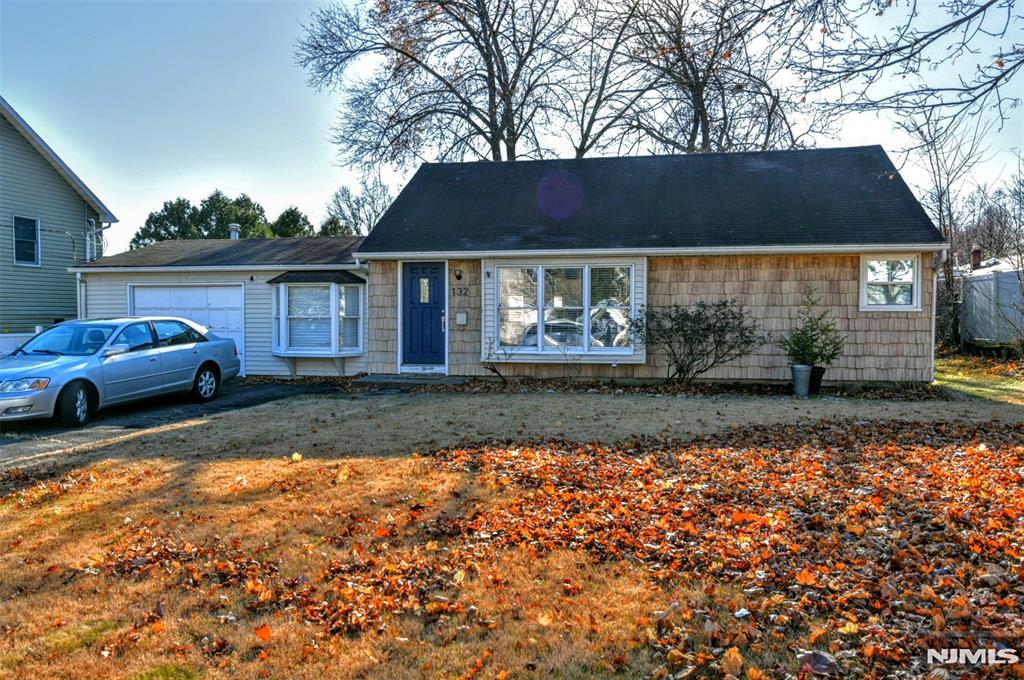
<box><xmin>367</xmin><ymin>253</ymin><xmax>936</xmax><ymax>383</ymax></box>
<box><xmin>367</xmin><ymin>260</ymin><xmax>399</xmax><ymax>371</ymax></box>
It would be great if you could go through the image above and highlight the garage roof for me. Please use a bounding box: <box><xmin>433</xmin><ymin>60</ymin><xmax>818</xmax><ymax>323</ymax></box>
<box><xmin>266</xmin><ymin>270</ymin><xmax>366</xmax><ymax>284</ymax></box>
<box><xmin>78</xmin><ymin>236</ymin><xmax>364</xmax><ymax>270</ymax></box>
<box><xmin>358</xmin><ymin>145</ymin><xmax>945</xmax><ymax>256</ymax></box>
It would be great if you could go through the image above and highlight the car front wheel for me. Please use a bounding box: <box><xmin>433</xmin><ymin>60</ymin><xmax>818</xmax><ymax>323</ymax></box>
<box><xmin>57</xmin><ymin>381</ymin><xmax>91</xmax><ymax>428</ymax></box>
<box><xmin>192</xmin><ymin>365</ymin><xmax>220</xmax><ymax>403</ymax></box>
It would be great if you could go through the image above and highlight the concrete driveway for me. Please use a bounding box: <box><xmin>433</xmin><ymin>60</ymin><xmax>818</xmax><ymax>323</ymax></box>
<box><xmin>0</xmin><ymin>380</ymin><xmax>332</xmax><ymax>469</ymax></box>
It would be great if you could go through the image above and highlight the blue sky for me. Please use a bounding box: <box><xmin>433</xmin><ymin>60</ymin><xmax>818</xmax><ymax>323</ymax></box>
<box><xmin>1</xmin><ymin>1</ymin><xmax>1020</xmax><ymax>254</ymax></box>
<box><xmin>1</xmin><ymin>0</ymin><xmax>355</xmax><ymax>253</ymax></box>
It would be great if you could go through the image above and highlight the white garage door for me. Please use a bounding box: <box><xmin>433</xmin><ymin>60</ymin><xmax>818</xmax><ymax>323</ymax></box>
<box><xmin>130</xmin><ymin>285</ymin><xmax>245</xmax><ymax>374</ymax></box>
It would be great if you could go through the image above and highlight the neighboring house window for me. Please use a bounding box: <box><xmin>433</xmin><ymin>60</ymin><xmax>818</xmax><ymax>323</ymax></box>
<box><xmin>13</xmin><ymin>216</ymin><xmax>40</xmax><ymax>265</ymax></box>
<box><xmin>860</xmin><ymin>255</ymin><xmax>922</xmax><ymax>311</ymax></box>
<box><xmin>496</xmin><ymin>264</ymin><xmax>634</xmax><ymax>353</ymax></box>
<box><xmin>272</xmin><ymin>283</ymin><xmax>364</xmax><ymax>355</ymax></box>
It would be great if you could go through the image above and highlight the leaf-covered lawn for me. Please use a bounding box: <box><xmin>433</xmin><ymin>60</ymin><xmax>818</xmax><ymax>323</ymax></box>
<box><xmin>0</xmin><ymin>419</ymin><xmax>1021</xmax><ymax>678</ymax></box>
<box><xmin>936</xmin><ymin>356</ymin><xmax>1024</xmax><ymax>404</ymax></box>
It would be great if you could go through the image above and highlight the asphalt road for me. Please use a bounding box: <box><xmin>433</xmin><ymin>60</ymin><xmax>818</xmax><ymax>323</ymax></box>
<box><xmin>0</xmin><ymin>380</ymin><xmax>332</xmax><ymax>468</ymax></box>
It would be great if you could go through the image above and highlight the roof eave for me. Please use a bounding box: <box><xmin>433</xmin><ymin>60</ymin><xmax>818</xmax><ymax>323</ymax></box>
<box><xmin>69</xmin><ymin>263</ymin><xmax>364</xmax><ymax>273</ymax></box>
<box><xmin>0</xmin><ymin>95</ymin><xmax>118</xmax><ymax>223</ymax></box>
<box><xmin>354</xmin><ymin>243</ymin><xmax>949</xmax><ymax>260</ymax></box>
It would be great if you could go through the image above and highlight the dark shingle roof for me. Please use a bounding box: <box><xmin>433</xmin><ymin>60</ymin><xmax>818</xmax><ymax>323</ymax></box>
<box><xmin>359</xmin><ymin>146</ymin><xmax>943</xmax><ymax>254</ymax></box>
<box><xmin>266</xmin><ymin>270</ymin><xmax>366</xmax><ymax>284</ymax></box>
<box><xmin>82</xmin><ymin>237</ymin><xmax>364</xmax><ymax>268</ymax></box>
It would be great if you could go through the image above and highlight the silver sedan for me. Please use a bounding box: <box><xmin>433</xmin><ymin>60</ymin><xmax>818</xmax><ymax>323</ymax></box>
<box><xmin>0</xmin><ymin>317</ymin><xmax>241</xmax><ymax>428</ymax></box>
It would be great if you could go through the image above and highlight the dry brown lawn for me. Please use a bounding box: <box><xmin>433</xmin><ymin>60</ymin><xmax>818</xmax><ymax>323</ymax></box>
<box><xmin>0</xmin><ymin>388</ymin><xmax>1022</xmax><ymax>679</ymax></box>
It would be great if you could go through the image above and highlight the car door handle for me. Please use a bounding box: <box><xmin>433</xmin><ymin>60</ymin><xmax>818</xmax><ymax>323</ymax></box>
<box><xmin>149</xmin><ymin>357</ymin><xmax>158</xmax><ymax>362</ymax></box>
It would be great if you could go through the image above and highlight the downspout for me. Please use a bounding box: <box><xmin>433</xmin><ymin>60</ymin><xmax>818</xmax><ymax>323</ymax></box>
<box><xmin>76</xmin><ymin>272</ymin><xmax>87</xmax><ymax>319</ymax></box>
<box><xmin>929</xmin><ymin>250</ymin><xmax>947</xmax><ymax>383</ymax></box>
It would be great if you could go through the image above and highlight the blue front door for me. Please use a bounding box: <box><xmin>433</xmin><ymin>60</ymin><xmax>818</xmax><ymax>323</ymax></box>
<box><xmin>402</xmin><ymin>262</ymin><xmax>445</xmax><ymax>366</ymax></box>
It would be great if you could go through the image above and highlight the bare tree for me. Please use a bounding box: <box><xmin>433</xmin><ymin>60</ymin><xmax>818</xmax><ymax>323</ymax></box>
<box><xmin>619</xmin><ymin>0</ymin><xmax>819</xmax><ymax>153</ymax></box>
<box><xmin>789</xmin><ymin>0</ymin><xmax>1022</xmax><ymax>126</ymax></box>
<box><xmin>558</xmin><ymin>0</ymin><xmax>658</xmax><ymax>157</ymax></box>
<box><xmin>963</xmin><ymin>182</ymin><xmax>1019</xmax><ymax>261</ymax></box>
<box><xmin>901</xmin><ymin>109</ymin><xmax>990</xmax><ymax>292</ymax></box>
<box><xmin>296</xmin><ymin>0</ymin><xmax>575</xmax><ymax>166</ymax></box>
<box><xmin>322</xmin><ymin>176</ymin><xmax>394</xmax><ymax>236</ymax></box>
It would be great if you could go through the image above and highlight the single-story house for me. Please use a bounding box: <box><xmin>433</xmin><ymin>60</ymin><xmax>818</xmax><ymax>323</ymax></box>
<box><xmin>75</xmin><ymin>145</ymin><xmax>947</xmax><ymax>382</ymax></box>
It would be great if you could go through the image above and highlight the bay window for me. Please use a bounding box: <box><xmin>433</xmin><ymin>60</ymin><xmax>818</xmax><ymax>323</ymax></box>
<box><xmin>860</xmin><ymin>255</ymin><xmax>921</xmax><ymax>311</ymax></box>
<box><xmin>496</xmin><ymin>264</ymin><xmax>634</xmax><ymax>354</ymax></box>
<box><xmin>272</xmin><ymin>282</ymin><xmax>364</xmax><ymax>355</ymax></box>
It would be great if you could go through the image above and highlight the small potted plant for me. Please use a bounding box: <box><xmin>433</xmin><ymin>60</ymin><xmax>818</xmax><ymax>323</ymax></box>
<box><xmin>780</xmin><ymin>321</ymin><xmax>816</xmax><ymax>397</ymax></box>
<box><xmin>808</xmin><ymin>305</ymin><xmax>843</xmax><ymax>394</ymax></box>
<box><xmin>780</xmin><ymin>291</ymin><xmax>844</xmax><ymax>396</ymax></box>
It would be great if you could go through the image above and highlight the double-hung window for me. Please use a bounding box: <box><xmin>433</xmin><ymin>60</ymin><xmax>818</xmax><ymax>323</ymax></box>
<box><xmin>272</xmin><ymin>282</ymin><xmax>363</xmax><ymax>355</ymax></box>
<box><xmin>13</xmin><ymin>216</ymin><xmax>40</xmax><ymax>266</ymax></box>
<box><xmin>496</xmin><ymin>264</ymin><xmax>634</xmax><ymax>353</ymax></box>
<box><xmin>860</xmin><ymin>255</ymin><xmax>921</xmax><ymax>311</ymax></box>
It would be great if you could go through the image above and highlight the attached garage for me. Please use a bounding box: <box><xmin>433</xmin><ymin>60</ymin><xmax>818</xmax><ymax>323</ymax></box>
<box><xmin>130</xmin><ymin>284</ymin><xmax>245</xmax><ymax>370</ymax></box>
<box><xmin>71</xmin><ymin>236</ymin><xmax>368</xmax><ymax>378</ymax></box>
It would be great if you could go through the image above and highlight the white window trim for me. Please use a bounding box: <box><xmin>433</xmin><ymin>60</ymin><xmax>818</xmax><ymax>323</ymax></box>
<box><xmin>859</xmin><ymin>253</ymin><xmax>923</xmax><ymax>312</ymax></box>
<box><xmin>272</xmin><ymin>282</ymin><xmax>365</xmax><ymax>358</ymax></box>
<box><xmin>494</xmin><ymin>263</ymin><xmax>637</xmax><ymax>357</ymax></box>
<box><xmin>12</xmin><ymin>215</ymin><xmax>41</xmax><ymax>267</ymax></box>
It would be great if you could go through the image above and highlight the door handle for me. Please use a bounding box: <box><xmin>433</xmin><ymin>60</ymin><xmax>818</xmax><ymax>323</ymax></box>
<box><xmin>149</xmin><ymin>357</ymin><xmax>158</xmax><ymax>362</ymax></box>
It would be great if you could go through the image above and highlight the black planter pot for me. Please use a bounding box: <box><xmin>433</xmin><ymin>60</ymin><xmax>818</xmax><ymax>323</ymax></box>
<box><xmin>809</xmin><ymin>366</ymin><xmax>826</xmax><ymax>395</ymax></box>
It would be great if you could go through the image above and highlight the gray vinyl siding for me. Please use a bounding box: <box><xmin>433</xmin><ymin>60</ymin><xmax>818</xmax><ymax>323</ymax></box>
<box><xmin>0</xmin><ymin>114</ymin><xmax>96</xmax><ymax>332</ymax></box>
<box><xmin>80</xmin><ymin>271</ymin><xmax>368</xmax><ymax>377</ymax></box>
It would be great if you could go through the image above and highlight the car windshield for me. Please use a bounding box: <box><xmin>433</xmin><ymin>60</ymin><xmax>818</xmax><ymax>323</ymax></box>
<box><xmin>18</xmin><ymin>324</ymin><xmax>117</xmax><ymax>356</ymax></box>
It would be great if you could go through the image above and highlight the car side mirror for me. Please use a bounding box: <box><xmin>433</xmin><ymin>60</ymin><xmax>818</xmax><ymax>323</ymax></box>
<box><xmin>104</xmin><ymin>343</ymin><xmax>130</xmax><ymax>357</ymax></box>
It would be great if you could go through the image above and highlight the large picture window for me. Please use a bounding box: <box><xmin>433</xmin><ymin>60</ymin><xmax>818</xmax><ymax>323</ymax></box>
<box><xmin>273</xmin><ymin>283</ymin><xmax>363</xmax><ymax>355</ymax></box>
<box><xmin>496</xmin><ymin>264</ymin><xmax>634</xmax><ymax>353</ymax></box>
<box><xmin>860</xmin><ymin>255</ymin><xmax>921</xmax><ymax>311</ymax></box>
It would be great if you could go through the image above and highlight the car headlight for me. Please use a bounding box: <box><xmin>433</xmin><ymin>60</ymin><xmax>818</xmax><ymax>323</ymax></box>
<box><xmin>0</xmin><ymin>378</ymin><xmax>50</xmax><ymax>393</ymax></box>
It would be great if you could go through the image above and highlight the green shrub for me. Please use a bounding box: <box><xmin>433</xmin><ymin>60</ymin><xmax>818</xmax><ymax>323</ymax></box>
<box><xmin>630</xmin><ymin>300</ymin><xmax>767</xmax><ymax>383</ymax></box>
<box><xmin>779</xmin><ymin>290</ymin><xmax>845</xmax><ymax>366</ymax></box>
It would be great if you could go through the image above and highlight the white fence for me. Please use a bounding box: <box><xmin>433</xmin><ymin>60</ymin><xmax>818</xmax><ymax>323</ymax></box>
<box><xmin>0</xmin><ymin>333</ymin><xmax>35</xmax><ymax>354</ymax></box>
<box><xmin>961</xmin><ymin>270</ymin><xmax>1024</xmax><ymax>346</ymax></box>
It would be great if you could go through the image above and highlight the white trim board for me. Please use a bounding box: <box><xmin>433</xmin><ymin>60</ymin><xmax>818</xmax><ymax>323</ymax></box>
<box><xmin>357</xmin><ymin>243</ymin><xmax>949</xmax><ymax>260</ymax></box>
<box><xmin>72</xmin><ymin>264</ymin><xmax>364</xmax><ymax>274</ymax></box>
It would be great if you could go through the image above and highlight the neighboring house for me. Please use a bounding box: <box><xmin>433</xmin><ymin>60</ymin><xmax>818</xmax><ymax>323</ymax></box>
<box><xmin>76</xmin><ymin>146</ymin><xmax>947</xmax><ymax>383</ymax></box>
<box><xmin>0</xmin><ymin>94</ymin><xmax>117</xmax><ymax>333</ymax></box>
<box><xmin>73</xmin><ymin>236</ymin><xmax>366</xmax><ymax>377</ymax></box>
